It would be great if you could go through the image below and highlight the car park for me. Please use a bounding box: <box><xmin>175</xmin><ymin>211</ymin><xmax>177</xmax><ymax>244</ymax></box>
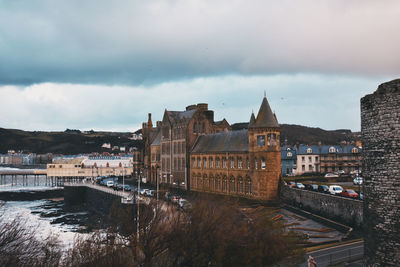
<box><xmin>328</xmin><ymin>185</ymin><xmax>343</xmax><ymax>195</ymax></box>
<box><xmin>341</xmin><ymin>189</ymin><xmax>359</xmax><ymax>199</ymax></box>
<box><xmin>325</xmin><ymin>173</ymin><xmax>339</xmax><ymax>178</ymax></box>
<box><xmin>353</xmin><ymin>177</ymin><xmax>363</xmax><ymax>185</ymax></box>
<box><xmin>295</xmin><ymin>183</ymin><xmax>305</xmax><ymax>189</ymax></box>
<box><xmin>318</xmin><ymin>185</ymin><xmax>329</xmax><ymax>193</ymax></box>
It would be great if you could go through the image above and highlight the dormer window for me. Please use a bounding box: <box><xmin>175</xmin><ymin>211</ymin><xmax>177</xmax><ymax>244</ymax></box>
<box><xmin>287</xmin><ymin>152</ymin><xmax>292</xmax><ymax>157</ymax></box>
<box><xmin>352</xmin><ymin>148</ymin><xmax>358</xmax><ymax>153</ymax></box>
<box><xmin>287</xmin><ymin>147</ymin><xmax>291</xmax><ymax>151</ymax></box>
<box><xmin>307</xmin><ymin>148</ymin><xmax>312</xmax><ymax>154</ymax></box>
<box><xmin>329</xmin><ymin>146</ymin><xmax>336</xmax><ymax>153</ymax></box>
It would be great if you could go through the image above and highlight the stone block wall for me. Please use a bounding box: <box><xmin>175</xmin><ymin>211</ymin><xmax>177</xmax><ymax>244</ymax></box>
<box><xmin>361</xmin><ymin>79</ymin><xmax>400</xmax><ymax>266</ymax></box>
<box><xmin>280</xmin><ymin>186</ymin><xmax>363</xmax><ymax>227</ymax></box>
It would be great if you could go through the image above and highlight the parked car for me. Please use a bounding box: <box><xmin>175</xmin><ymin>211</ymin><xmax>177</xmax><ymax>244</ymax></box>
<box><xmin>325</xmin><ymin>173</ymin><xmax>339</xmax><ymax>178</ymax></box>
<box><xmin>341</xmin><ymin>189</ymin><xmax>359</xmax><ymax>199</ymax></box>
<box><xmin>337</xmin><ymin>170</ymin><xmax>345</xmax><ymax>175</ymax></box>
<box><xmin>123</xmin><ymin>185</ymin><xmax>132</xmax><ymax>191</ymax></box>
<box><xmin>353</xmin><ymin>177</ymin><xmax>363</xmax><ymax>185</ymax></box>
<box><xmin>106</xmin><ymin>181</ymin><xmax>114</xmax><ymax>187</ymax></box>
<box><xmin>145</xmin><ymin>190</ymin><xmax>155</xmax><ymax>197</ymax></box>
<box><xmin>328</xmin><ymin>185</ymin><xmax>343</xmax><ymax>195</ymax></box>
<box><xmin>318</xmin><ymin>185</ymin><xmax>329</xmax><ymax>193</ymax></box>
<box><xmin>140</xmin><ymin>189</ymin><xmax>149</xmax><ymax>195</ymax></box>
<box><xmin>178</xmin><ymin>199</ymin><xmax>192</xmax><ymax>210</ymax></box>
<box><xmin>171</xmin><ymin>195</ymin><xmax>182</xmax><ymax>203</ymax></box>
<box><xmin>288</xmin><ymin>181</ymin><xmax>296</xmax><ymax>188</ymax></box>
<box><xmin>295</xmin><ymin>183</ymin><xmax>305</xmax><ymax>189</ymax></box>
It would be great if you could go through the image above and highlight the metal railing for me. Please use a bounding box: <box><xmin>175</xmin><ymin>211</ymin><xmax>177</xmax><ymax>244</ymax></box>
<box><xmin>64</xmin><ymin>181</ymin><xmax>132</xmax><ymax>198</ymax></box>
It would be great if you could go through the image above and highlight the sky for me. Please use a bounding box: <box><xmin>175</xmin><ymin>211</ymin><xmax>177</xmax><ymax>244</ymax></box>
<box><xmin>0</xmin><ymin>0</ymin><xmax>399</xmax><ymax>132</ymax></box>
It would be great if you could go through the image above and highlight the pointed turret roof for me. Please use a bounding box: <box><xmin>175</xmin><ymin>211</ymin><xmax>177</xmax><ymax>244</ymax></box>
<box><xmin>249</xmin><ymin>112</ymin><xmax>256</xmax><ymax>127</ymax></box>
<box><xmin>252</xmin><ymin>96</ymin><xmax>279</xmax><ymax>128</ymax></box>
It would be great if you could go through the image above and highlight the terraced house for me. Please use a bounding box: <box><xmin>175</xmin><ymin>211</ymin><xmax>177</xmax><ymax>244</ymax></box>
<box><xmin>190</xmin><ymin>96</ymin><xmax>281</xmax><ymax>201</ymax></box>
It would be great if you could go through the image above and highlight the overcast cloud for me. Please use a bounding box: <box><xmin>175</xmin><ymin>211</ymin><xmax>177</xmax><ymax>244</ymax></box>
<box><xmin>0</xmin><ymin>0</ymin><xmax>399</xmax><ymax>131</ymax></box>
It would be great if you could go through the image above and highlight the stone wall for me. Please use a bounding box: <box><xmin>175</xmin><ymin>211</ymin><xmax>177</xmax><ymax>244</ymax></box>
<box><xmin>361</xmin><ymin>79</ymin><xmax>400</xmax><ymax>266</ymax></box>
<box><xmin>280</xmin><ymin>186</ymin><xmax>363</xmax><ymax>228</ymax></box>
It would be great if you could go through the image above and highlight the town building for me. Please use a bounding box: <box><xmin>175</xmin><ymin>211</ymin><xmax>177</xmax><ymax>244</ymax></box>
<box><xmin>190</xmin><ymin>97</ymin><xmax>281</xmax><ymax>201</ymax></box>
<box><xmin>294</xmin><ymin>145</ymin><xmax>321</xmax><ymax>175</ymax></box>
<box><xmin>319</xmin><ymin>145</ymin><xmax>362</xmax><ymax>174</ymax></box>
<box><xmin>281</xmin><ymin>146</ymin><xmax>297</xmax><ymax>176</ymax></box>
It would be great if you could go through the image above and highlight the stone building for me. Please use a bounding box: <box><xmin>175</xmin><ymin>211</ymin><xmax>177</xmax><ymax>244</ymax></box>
<box><xmin>190</xmin><ymin>96</ymin><xmax>281</xmax><ymax>201</ymax></box>
<box><xmin>361</xmin><ymin>79</ymin><xmax>400</xmax><ymax>265</ymax></box>
<box><xmin>143</xmin><ymin>103</ymin><xmax>231</xmax><ymax>190</ymax></box>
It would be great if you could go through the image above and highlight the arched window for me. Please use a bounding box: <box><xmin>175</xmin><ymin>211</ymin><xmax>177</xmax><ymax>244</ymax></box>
<box><xmin>222</xmin><ymin>176</ymin><xmax>228</xmax><ymax>192</ymax></box>
<box><xmin>198</xmin><ymin>175</ymin><xmax>202</xmax><ymax>188</ymax></box>
<box><xmin>216</xmin><ymin>157</ymin><xmax>220</xmax><ymax>168</ymax></box>
<box><xmin>230</xmin><ymin>157</ymin><xmax>235</xmax><ymax>168</ymax></box>
<box><xmin>245</xmin><ymin>177</ymin><xmax>252</xmax><ymax>195</ymax></box>
<box><xmin>238</xmin><ymin>176</ymin><xmax>244</xmax><ymax>193</ymax></box>
<box><xmin>329</xmin><ymin>146</ymin><xmax>336</xmax><ymax>153</ymax></box>
<box><xmin>287</xmin><ymin>152</ymin><xmax>292</xmax><ymax>157</ymax></box>
<box><xmin>210</xmin><ymin>174</ymin><xmax>214</xmax><ymax>191</ymax></box>
<box><xmin>307</xmin><ymin>148</ymin><xmax>313</xmax><ymax>154</ymax></box>
<box><xmin>247</xmin><ymin>157</ymin><xmax>250</xmax><ymax>169</ymax></box>
<box><xmin>106</xmin><ymin>162</ymin><xmax>110</xmax><ymax>168</ymax></box>
<box><xmin>352</xmin><ymin>147</ymin><xmax>358</xmax><ymax>153</ymax></box>
<box><xmin>267</xmin><ymin>134</ymin><xmax>271</xmax><ymax>146</ymax></box>
<box><xmin>238</xmin><ymin>157</ymin><xmax>243</xmax><ymax>169</ymax></box>
<box><xmin>203</xmin><ymin>157</ymin><xmax>207</xmax><ymax>168</ymax></box>
<box><xmin>271</xmin><ymin>133</ymin><xmax>276</xmax><ymax>146</ymax></box>
<box><xmin>261</xmin><ymin>157</ymin><xmax>266</xmax><ymax>169</ymax></box>
<box><xmin>254</xmin><ymin>157</ymin><xmax>258</xmax><ymax>169</ymax></box>
<box><xmin>203</xmin><ymin>175</ymin><xmax>208</xmax><ymax>189</ymax></box>
<box><xmin>222</xmin><ymin>157</ymin><xmax>227</xmax><ymax>168</ymax></box>
<box><xmin>197</xmin><ymin>157</ymin><xmax>201</xmax><ymax>168</ymax></box>
<box><xmin>230</xmin><ymin>176</ymin><xmax>236</xmax><ymax>193</ymax></box>
<box><xmin>193</xmin><ymin>123</ymin><xmax>197</xmax><ymax>133</ymax></box>
<box><xmin>216</xmin><ymin>175</ymin><xmax>221</xmax><ymax>191</ymax></box>
<box><xmin>209</xmin><ymin>157</ymin><xmax>214</xmax><ymax>168</ymax></box>
<box><xmin>192</xmin><ymin>157</ymin><xmax>196</xmax><ymax>168</ymax></box>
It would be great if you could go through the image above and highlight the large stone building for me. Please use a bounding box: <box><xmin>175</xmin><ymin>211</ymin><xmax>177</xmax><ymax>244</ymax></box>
<box><xmin>361</xmin><ymin>79</ymin><xmax>400</xmax><ymax>265</ymax></box>
<box><xmin>190</xmin><ymin>97</ymin><xmax>281</xmax><ymax>201</ymax></box>
<box><xmin>142</xmin><ymin>103</ymin><xmax>231</xmax><ymax>190</ymax></box>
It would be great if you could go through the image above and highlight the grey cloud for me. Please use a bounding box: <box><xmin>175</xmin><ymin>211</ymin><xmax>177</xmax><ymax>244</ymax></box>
<box><xmin>0</xmin><ymin>0</ymin><xmax>399</xmax><ymax>85</ymax></box>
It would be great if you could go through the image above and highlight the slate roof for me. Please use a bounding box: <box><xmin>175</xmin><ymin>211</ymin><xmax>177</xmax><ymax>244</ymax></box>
<box><xmin>320</xmin><ymin>145</ymin><xmax>361</xmax><ymax>154</ymax></box>
<box><xmin>191</xmin><ymin>129</ymin><xmax>249</xmax><ymax>153</ymax></box>
<box><xmin>167</xmin><ymin>109</ymin><xmax>197</xmax><ymax>124</ymax></box>
<box><xmin>297</xmin><ymin>145</ymin><xmax>321</xmax><ymax>155</ymax></box>
<box><xmin>148</xmin><ymin>128</ymin><xmax>159</xmax><ymax>144</ymax></box>
<box><xmin>250</xmin><ymin>97</ymin><xmax>279</xmax><ymax>128</ymax></box>
<box><xmin>151</xmin><ymin>131</ymin><xmax>161</xmax><ymax>146</ymax></box>
<box><xmin>281</xmin><ymin>146</ymin><xmax>297</xmax><ymax>160</ymax></box>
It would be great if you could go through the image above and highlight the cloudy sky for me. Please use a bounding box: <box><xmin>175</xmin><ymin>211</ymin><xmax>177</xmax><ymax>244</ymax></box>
<box><xmin>0</xmin><ymin>0</ymin><xmax>399</xmax><ymax>132</ymax></box>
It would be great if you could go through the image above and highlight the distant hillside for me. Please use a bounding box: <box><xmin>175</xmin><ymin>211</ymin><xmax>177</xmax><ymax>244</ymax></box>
<box><xmin>0</xmin><ymin>128</ymin><xmax>143</xmax><ymax>154</ymax></box>
<box><xmin>231</xmin><ymin>123</ymin><xmax>359</xmax><ymax>145</ymax></box>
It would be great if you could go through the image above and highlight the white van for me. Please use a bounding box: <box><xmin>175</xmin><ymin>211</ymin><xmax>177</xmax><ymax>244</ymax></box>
<box><xmin>329</xmin><ymin>185</ymin><xmax>343</xmax><ymax>195</ymax></box>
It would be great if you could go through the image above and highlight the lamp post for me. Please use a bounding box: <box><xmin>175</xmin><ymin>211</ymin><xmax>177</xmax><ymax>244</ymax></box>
<box><xmin>136</xmin><ymin>169</ymin><xmax>142</xmax><ymax>241</ymax></box>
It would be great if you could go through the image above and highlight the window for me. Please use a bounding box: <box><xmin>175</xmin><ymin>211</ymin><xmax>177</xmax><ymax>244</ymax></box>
<box><xmin>210</xmin><ymin>175</ymin><xmax>214</xmax><ymax>191</ymax></box>
<box><xmin>352</xmin><ymin>147</ymin><xmax>358</xmax><ymax>153</ymax></box>
<box><xmin>315</xmin><ymin>156</ymin><xmax>319</xmax><ymax>162</ymax></box>
<box><xmin>302</xmin><ymin>156</ymin><xmax>305</xmax><ymax>162</ymax></box>
<box><xmin>209</xmin><ymin>157</ymin><xmax>214</xmax><ymax>168</ymax></box>
<box><xmin>287</xmin><ymin>152</ymin><xmax>292</xmax><ymax>157</ymax></box>
<box><xmin>203</xmin><ymin>157</ymin><xmax>207</xmax><ymax>168</ymax></box>
<box><xmin>230</xmin><ymin>178</ymin><xmax>235</xmax><ymax>193</ymax></box>
<box><xmin>216</xmin><ymin>157</ymin><xmax>220</xmax><ymax>168</ymax></box>
<box><xmin>309</xmin><ymin>165</ymin><xmax>313</xmax><ymax>171</ymax></box>
<box><xmin>257</xmin><ymin>135</ymin><xmax>265</xmax><ymax>147</ymax></box>
<box><xmin>247</xmin><ymin>157</ymin><xmax>250</xmax><ymax>169</ymax></box>
<box><xmin>238</xmin><ymin>157</ymin><xmax>243</xmax><ymax>168</ymax></box>
<box><xmin>193</xmin><ymin>123</ymin><xmax>197</xmax><ymax>133</ymax></box>
<box><xmin>222</xmin><ymin>157</ymin><xmax>227</xmax><ymax>168</ymax></box>
<box><xmin>308</xmin><ymin>156</ymin><xmax>312</xmax><ymax>162</ymax></box>
<box><xmin>267</xmin><ymin>134</ymin><xmax>271</xmax><ymax>146</ymax></box>
<box><xmin>261</xmin><ymin>157</ymin><xmax>266</xmax><ymax>169</ymax></box>
<box><xmin>230</xmin><ymin>157</ymin><xmax>235</xmax><ymax>168</ymax></box>
<box><xmin>271</xmin><ymin>133</ymin><xmax>276</xmax><ymax>146</ymax></box>
<box><xmin>222</xmin><ymin>177</ymin><xmax>227</xmax><ymax>191</ymax></box>
<box><xmin>329</xmin><ymin>146</ymin><xmax>336</xmax><ymax>153</ymax></box>
<box><xmin>255</xmin><ymin>157</ymin><xmax>258</xmax><ymax>169</ymax></box>
<box><xmin>302</xmin><ymin>165</ymin><xmax>305</xmax><ymax>171</ymax></box>
<box><xmin>197</xmin><ymin>157</ymin><xmax>201</xmax><ymax>168</ymax></box>
<box><xmin>245</xmin><ymin>177</ymin><xmax>252</xmax><ymax>194</ymax></box>
<box><xmin>307</xmin><ymin>148</ymin><xmax>312</xmax><ymax>154</ymax></box>
<box><xmin>238</xmin><ymin>177</ymin><xmax>244</xmax><ymax>193</ymax></box>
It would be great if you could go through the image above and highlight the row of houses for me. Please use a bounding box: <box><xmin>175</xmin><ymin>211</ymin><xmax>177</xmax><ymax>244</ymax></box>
<box><xmin>281</xmin><ymin>144</ymin><xmax>362</xmax><ymax>176</ymax></box>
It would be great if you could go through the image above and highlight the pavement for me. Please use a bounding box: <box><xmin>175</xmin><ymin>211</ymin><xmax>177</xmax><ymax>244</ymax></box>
<box><xmin>299</xmin><ymin>241</ymin><xmax>364</xmax><ymax>267</ymax></box>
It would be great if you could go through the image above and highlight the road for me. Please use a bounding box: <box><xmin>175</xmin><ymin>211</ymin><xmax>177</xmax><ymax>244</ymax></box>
<box><xmin>300</xmin><ymin>241</ymin><xmax>364</xmax><ymax>267</ymax></box>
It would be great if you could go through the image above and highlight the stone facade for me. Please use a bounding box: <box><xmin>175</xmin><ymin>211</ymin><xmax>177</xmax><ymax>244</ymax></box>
<box><xmin>190</xmin><ymin>97</ymin><xmax>281</xmax><ymax>201</ymax></box>
<box><xmin>361</xmin><ymin>79</ymin><xmax>400</xmax><ymax>266</ymax></box>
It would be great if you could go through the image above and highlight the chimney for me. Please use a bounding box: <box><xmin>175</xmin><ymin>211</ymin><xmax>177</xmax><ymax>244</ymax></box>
<box><xmin>147</xmin><ymin>113</ymin><xmax>153</xmax><ymax>128</ymax></box>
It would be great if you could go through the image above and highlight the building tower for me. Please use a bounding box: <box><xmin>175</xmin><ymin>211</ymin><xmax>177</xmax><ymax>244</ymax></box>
<box><xmin>248</xmin><ymin>96</ymin><xmax>281</xmax><ymax>200</ymax></box>
<box><xmin>361</xmin><ymin>79</ymin><xmax>400</xmax><ymax>265</ymax></box>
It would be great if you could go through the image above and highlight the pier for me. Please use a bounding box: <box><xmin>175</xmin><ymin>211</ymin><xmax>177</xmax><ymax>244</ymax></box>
<box><xmin>0</xmin><ymin>169</ymin><xmax>48</xmax><ymax>186</ymax></box>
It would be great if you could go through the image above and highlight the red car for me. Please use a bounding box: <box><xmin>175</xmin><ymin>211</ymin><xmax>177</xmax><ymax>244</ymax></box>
<box><xmin>341</xmin><ymin>189</ymin><xmax>359</xmax><ymax>198</ymax></box>
<box><xmin>288</xmin><ymin>182</ymin><xmax>296</xmax><ymax>188</ymax></box>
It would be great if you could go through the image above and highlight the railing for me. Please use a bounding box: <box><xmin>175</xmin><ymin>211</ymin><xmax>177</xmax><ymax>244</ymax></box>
<box><xmin>309</xmin><ymin>244</ymin><xmax>363</xmax><ymax>266</ymax></box>
<box><xmin>64</xmin><ymin>181</ymin><xmax>132</xmax><ymax>198</ymax></box>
